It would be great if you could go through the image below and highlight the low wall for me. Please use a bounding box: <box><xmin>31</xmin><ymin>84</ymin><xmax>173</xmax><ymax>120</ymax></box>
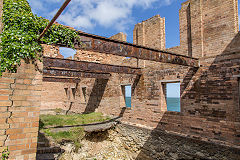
<box><xmin>117</xmin><ymin>123</ymin><xmax>240</xmax><ymax>159</ymax></box>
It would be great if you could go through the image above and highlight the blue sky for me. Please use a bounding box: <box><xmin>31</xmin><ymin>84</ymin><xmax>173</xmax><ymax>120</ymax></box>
<box><xmin>28</xmin><ymin>0</ymin><xmax>240</xmax><ymax>48</ymax></box>
<box><xmin>28</xmin><ymin>0</ymin><xmax>240</xmax><ymax>50</ymax></box>
<box><xmin>167</xmin><ymin>83</ymin><xmax>180</xmax><ymax>98</ymax></box>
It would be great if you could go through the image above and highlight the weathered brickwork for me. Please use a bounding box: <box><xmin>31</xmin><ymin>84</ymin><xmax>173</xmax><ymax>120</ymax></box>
<box><xmin>1</xmin><ymin>0</ymin><xmax>240</xmax><ymax>159</ymax></box>
<box><xmin>110</xmin><ymin>32</ymin><xmax>127</xmax><ymax>42</ymax></box>
<box><xmin>0</xmin><ymin>61</ymin><xmax>42</xmax><ymax>160</ymax></box>
<box><xmin>40</xmin><ymin>0</ymin><xmax>240</xmax><ymax>149</ymax></box>
<box><xmin>133</xmin><ymin>15</ymin><xmax>166</xmax><ymax>50</ymax></box>
<box><xmin>177</xmin><ymin>0</ymin><xmax>239</xmax><ymax>58</ymax></box>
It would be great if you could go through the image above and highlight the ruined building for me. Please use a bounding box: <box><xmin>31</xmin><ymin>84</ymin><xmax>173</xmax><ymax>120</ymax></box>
<box><xmin>0</xmin><ymin>0</ymin><xmax>240</xmax><ymax>159</ymax></box>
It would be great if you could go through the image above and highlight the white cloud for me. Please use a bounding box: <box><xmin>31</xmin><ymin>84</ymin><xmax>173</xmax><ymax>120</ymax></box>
<box><xmin>28</xmin><ymin>0</ymin><xmax>176</xmax><ymax>32</ymax></box>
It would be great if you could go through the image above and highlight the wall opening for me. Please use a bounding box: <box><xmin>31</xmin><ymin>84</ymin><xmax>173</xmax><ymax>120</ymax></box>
<box><xmin>166</xmin><ymin>82</ymin><xmax>181</xmax><ymax>112</ymax></box>
<box><xmin>239</xmin><ymin>78</ymin><xmax>240</xmax><ymax>107</ymax></box>
<box><xmin>59</xmin><ymin>47</ymin><xmax>76</xmax><ymax>59</ymax></box>
<box><xmin>81</xmin><ymin>87</ymin><xmax>87</xmax><ymax>103</ymax></box>
<box><xmin>122</xmin><ymin>85</ymin><xmax>132</xmax><ymax>108</ymax></box>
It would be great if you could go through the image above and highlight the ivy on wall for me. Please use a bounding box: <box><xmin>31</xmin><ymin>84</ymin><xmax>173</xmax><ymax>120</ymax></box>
<box><xmin>0</xmin><ymin>0</ymin><xmax>80</xmax><ymax>76</ymax></box>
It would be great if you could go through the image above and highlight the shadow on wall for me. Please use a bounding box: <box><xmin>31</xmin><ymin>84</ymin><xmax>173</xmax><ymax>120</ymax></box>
<box><xmin>84</xmin><ymin>74</ymin><xmax>141</xmax><ymax>114</ymax></box>
<box><xmin>84</xmin><ymin>78</ymin><xmax>109</xmax><ymax>113</ymax></box>
<box><xmin>134</xmin><ymin>32</ymin><xmax>240</xmax><ymax>159</ymax></box>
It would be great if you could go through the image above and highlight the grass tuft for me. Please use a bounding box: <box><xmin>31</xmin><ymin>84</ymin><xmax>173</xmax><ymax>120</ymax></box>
<box><xmin>40</xmin><ymin>112</ymin><xmax>110</xmax><ymax>129</ymax></box>
<box><xmin>40</xmin><ymin>112</ymin><xmax>111</xmax><ymax>152</ymax></box>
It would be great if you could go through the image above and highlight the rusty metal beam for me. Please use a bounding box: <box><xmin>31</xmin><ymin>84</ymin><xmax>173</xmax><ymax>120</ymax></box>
<box><xmin>43</xmin><ymin>57</ymin><xmax>142</xmax><ymax>75</ymax></box>
<box><xmin>43</xmin><ymin>68</ymin><xmax>111</xmax><ymax>80</ymax></box>
<box><xmin>69</xmin><ymin>31</ymin><xmax>199</xmax><ymax>67</ymax></box>
<box><xmin>37</xmin><ymin>0</ymin><xmax>71</xmax><ymax>41</ymax></box>
<box><xmin>43</xmin><ymin>77</ymin><xmax>81</xmax><ymax>83</ymax></box>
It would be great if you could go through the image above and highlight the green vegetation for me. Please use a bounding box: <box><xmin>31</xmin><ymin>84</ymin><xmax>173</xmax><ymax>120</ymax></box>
<box><xmin>0</xmin><ymin>0</ymin><xmax>80</xmax><ymax>76</ymax></box>
<box><xmin>40</xmin><ymin>112</ymin><xmax>110</xmax><ymax>152</ymax></box>
<box><xmin>44</xmin><ymin>127</ymin><xmax>84</xmax><ymax>152</ymax></box>
<box><xmin>40</xmin><ymin>112</ymin><xmax>110</xmax><ymax>128</ymax></box>
<box><xmin>1</xmin><ymin>148</ymin><xmax>9</xmax><ymax>160</ymax></box>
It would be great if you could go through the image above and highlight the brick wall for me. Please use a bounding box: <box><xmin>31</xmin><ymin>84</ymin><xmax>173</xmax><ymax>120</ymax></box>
<box><xmin>40</xmin><ymin>0</ymin><xmax>240</xmax><ymax>149</ymax></box>
<box><xmin>178</xmin><ymin>0</ymin><xmax>239</xmax><ymax>58</ymax></box>
<box><xmin>41</xmin><ymin>42</ymin><xmax>240</xmax><ymax>147</ymax></box>
<box><xmin>133</xmin><ymin>15</ymin><xmax>166</xmax><ymax>50</ymax></box>
<box><xmin>110</xmin><ymin>32</ymin><xmax>127</xmax><ymax>42</ymax></box>
<box><xmin>0</xmin><ymin>61</ymin><xmax>42</xmax><ymax>160</ymax></box>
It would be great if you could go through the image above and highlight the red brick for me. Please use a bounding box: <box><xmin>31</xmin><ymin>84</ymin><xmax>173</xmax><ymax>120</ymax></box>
<box><xmin>0</xmin><ymin>78</ymin><xmax>14</xmax><ymax>84</ymax></box>
<box><xmin>0</xmin><ymin>135</ymin><xmax>7</xmax><ymax>141</ymax></box>
<box><xmin>25</xmin><ymin>133</ymin><xmax>38</xmax><ymax>138</ymax></box>
<box><xmin>12</xmin><ymin>112</ymin><xmax>28</xmax><ymax>118</ymax></box>
<box><xmin>11</xmin><ymin>95</ymin><xmax>26</xmax><ymax>101</ymax></box>
<box><xmin>0</xmin><ymin>123</ymin><xmax>9</xmax><ymax>130</ymax></box>
<box><xmin>8</xmin><ymin>150</ymin><xmax>21</xmax><ymax>157</ymax></box>
<box><xmin>0</xmin><ymin>118</ymin><xmax>7</xmax><ymax>123</ymax></box>
<box><xmin>23</xmin><ymin>79</ymin><xmax>32</xmax><ymax>84</ymax></box>
<box><xmin>0</xmin><ymin>101</ymin><xmax>12</xmax><ymax>106</ymax></box>
<box><xmin>0</xmin><ymin>112</ymin><xmax>10</xmax><ymax>118</ymax></box>
<box><xmin>13</xmin><ymin>90</ymin><xmax>31</xmax><ymax>95</ymax></box>
<box><xmin>13</xmin><ymin>84</ymin><xmax>27</xmax><ymax>90</ymax></box>
<box><xmin>30</xmin><ymin>142</ymin><xmax>37</xmax><ymax>149</ymax></box>
<box><xmin>9</xmin><ymin>107</ymin><xmax>26</xmax><ymax>112</ymax></box>
<box><xmin>0</xmin><ymin>96</ymin><xmax>9</xmax><ymax>101</ymax></box>
<box><xmin>8</xmin><ymin>117</ymin><xmax>25</xmax><ymax>124</ymax></box>
<box><xmin>0</xmin><ymin>89</ymin><xmax>13</xmax><ymax>95</ymax></box>
<box><xmin>6</xmin><ymin>128</ymin><xmax>23</xmax><ymax>135</ymax></box>
<box><xmin>21</xmin><ymin>148</ymin><xmax>36</xmax><ymax>155</ymax></box>
<box><xmin>19</xmin><ymin>123</ymin><xmax>31</xmax><ymax>128</ymax></box>
<box><xmin>12</xmin><ymin>101</ymin><xmax>22</xmax><ymax>107</ymax></box>
<box><xmin>31</xmin><ymin>122</ymin><xmax>39</xmax><ymax>127</ymax></box>
<box><xmin>24</xmin><ymin>117</ymin><xmax>39</xmax><ymax>122</ymax></box>
<box><xmin>23</xmin><ymin>127</ymin><xmax>38</xmax><ymax>133</ymax></box>
<box><xmin>25</xmin><ymin>107</ymin><xmax>40</xmax><ymax>112</ymax></box>
<box><xmin>0</xmin><ymin>107</ymin><xmax>8</xmax><ymax>112</ymax></box>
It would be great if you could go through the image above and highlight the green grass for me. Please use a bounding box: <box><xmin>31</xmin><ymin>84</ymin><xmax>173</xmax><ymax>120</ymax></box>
<box><xmin>39</xmin><ymin>112</ymin><xmax>111</xmax><ymax>152</ymax></box>
<box><xmin>43</xmin><ymin>127</ymin><xmax>84</xmax><ymax>152</ymax></box>
<box><xmin>40</xmin><ymin>112</ymin><xmax>110</xmax><ymax>129</ymax></box>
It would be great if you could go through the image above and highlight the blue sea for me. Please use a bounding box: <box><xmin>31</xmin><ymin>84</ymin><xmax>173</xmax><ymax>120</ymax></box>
<box><xmin>125</xmin><ymin>97</ymin><xmax>180</xmax><ymax>112</ymax></box>
<box><xmin>167</xmin><ymin>97</ymin><xmax>180</xmax><ymax>112</ymax></box>
<box><xmin>125</xmin><ymin>97</ymin><xmax>131</xmax><ymax>108</ymax></box>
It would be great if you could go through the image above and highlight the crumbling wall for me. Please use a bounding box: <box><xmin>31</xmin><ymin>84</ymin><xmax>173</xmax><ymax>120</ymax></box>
<box><xmin>0</xmin><ymin>61</ymin><xmax>42</xmax><ymax>160</ymax></box>
<box><xmin>110</xmin><ymin>32</ymin><xmax>127</xmax><ymax>42</ymax></box>
<box><xmin>118</xmin><ymin>123</ymin><xmax>240</xmax><ymax>159</ymax></box>
<box><xmin>133</xmin><ymin>15</ymin><xmax>166</xmax><ymax>50</ymax></box>
<box><xmin>40</xmin><ymin>0</ymin><xmax>240</xmax><ymax>149</ymax></box>
<box><xmin>178</xmin><ymin>0</ymin><xmax>239</xmax><ymax>58</ymax></box>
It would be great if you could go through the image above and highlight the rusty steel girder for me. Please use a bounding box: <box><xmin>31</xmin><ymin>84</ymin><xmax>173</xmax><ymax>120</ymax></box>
<box><xmin>43</xmin><ymin>68</ymin><xmax>111</xmax><ymax>79</ymax></box>
<box><xmin>43</xmin><ymin>57</ymin><xmax>142</xmax><ymax>75</ymax></box>
<box><xmin>71</xmin><ymin>32</ymin><xmax>199</xmax><ymax>67</ymax></box>
<box><xmin>43</xmin><ymin>77</ymin><xmax>81</xmax><ymax>83</ymax></box>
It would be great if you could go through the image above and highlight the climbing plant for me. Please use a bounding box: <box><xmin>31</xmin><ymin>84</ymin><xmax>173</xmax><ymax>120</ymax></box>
<box><xmin>0</xmin><ymin>0</ymin><xmax>80</xmax><ymax>76</ymax></box>
<box><xmin>1</xmin><ymin>148</ymin><xmax>9</xmax><ymax>160</ymax></box>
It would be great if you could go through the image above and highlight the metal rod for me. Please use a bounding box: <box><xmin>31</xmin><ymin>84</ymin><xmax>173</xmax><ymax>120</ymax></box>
<box><xmin>37</xmin><ymin>0</ymin><xmax>71</xmax><ymax>41</ymax></box>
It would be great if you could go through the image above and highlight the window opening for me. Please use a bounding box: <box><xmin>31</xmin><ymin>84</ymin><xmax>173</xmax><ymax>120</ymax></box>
<box><xmin>64</xmin><ymin>88</ymin><xmax>70</xmax><ymax>100</ymax></box>
<box><xmin>166</xmin><ymin>83</ymin><xmax>181</xmax><ymax>112</ymax></box>
<box><xmin>71</xmin><ymin>88</ymin><xmax>76</xmax><ymax>99</ymax></box>
<box><xmin>238</xmin><ymin>78</ymin><xmax>240</xmax><ymax>107</ymax></box>
<box><xmin>124</xmin><ymin>85</ymin><xmax>132</xmax><ymax>108</ymax></box>
<box><xmin>81</xmin><ymin>87</ymin><xmax>87</xmax><ymax>103</ymax></box>
<box><xmin>59</xmin><ymin>47</ymin><xmax>76</xmax><ymax>59</ymax></box>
